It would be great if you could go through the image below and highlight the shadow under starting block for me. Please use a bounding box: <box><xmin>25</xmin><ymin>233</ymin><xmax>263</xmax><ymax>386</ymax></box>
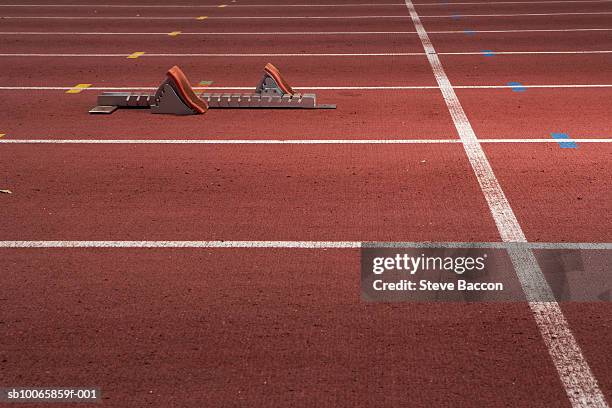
<box><xmin>89</xmin><ymin>63</ymin><xmax>336</xmax><ymax>115</ymax></box>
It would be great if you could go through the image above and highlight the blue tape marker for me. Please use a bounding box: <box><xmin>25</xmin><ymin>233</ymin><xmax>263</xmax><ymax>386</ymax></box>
<box><xmin>551</xmin><ymin>133</ymin><xmax>578</xmax><ymax>148</ymax></box>
<box><xmin>451</xmin><ymin>14</ymin><xmax>462</xmax><ymax>20</ymax></box>
<box><xmin>507</xmin><ymin>82</ymin><xmax>527</xmax><ymax>92</ymax></box>
<box><xmin>463</xmin><ymin>29</ymin><xmax>476</xmax><ymax>36</ymax></box>
<box><xmin>481</xmin><ymin>50</ymin><xmax>495</xmax><ymax>57</ymax></box>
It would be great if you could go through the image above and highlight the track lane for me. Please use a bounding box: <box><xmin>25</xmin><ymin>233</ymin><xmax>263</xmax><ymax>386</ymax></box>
<box><xmin>0</xmin><ymin>90</ymin><xmax>456</xmax><ymax>140</ymax></box>
<box><xmin>0</xmin><ymin>4</ymin><xmax>412</xmax><ymax>17</ymax></box>
<box><xmin>0</xmin><ymin>4</ymin><xmax>410</xmax><ymax>17</ymax></box>
<box><xmin>429</xmin><ymin>31</ymin><xmax>612</xmax><ymax>52</ymax></box>
<box><xmin>0</xmin><ymin>249</ymin><xmax>572</xmax><ymax>407</ymax></box>
<box><xmin>440</xmin><ymin>54</ymin><xmax>612</xmax><ymax>86</ymax></box>
<box><xmin>419</xmin><ymin>14</ymin><xmax>612</xmax><ymax>30</ymax></box>
<box><xmin>3</xmin><ymin>2</ymin><xmax>612</xmax><ymax>16</ymax></box>
<box><xmin>456</xmin><ymin>89</ymin><xmax>612</xmax><ymax>139</ymax></box>
<box><xmin>0</xmin><ymin>33</ymin><xmax>424</xmax><ymax>54</ymax></box>
<box><xmin>0</xmin><ymin>144</ymin><xmax>499</xmax><ymax>241</ymax></box>
<box><xmin>485</xmin><ymin>144</ymin><xmax>612</xmax><ymax>242</ymax></box>
<box><xmin>0</xmin><ymin>56</ymin><xmax>436</xmax><ymax>87</ymax></box>
<box><xmin>417</xmin><ymin>1</ymin><xmax>612</xmax><ymax>12</ymax></box>
<box><xmin>0</xmin><ymin>18</ymin><xmax>610</xmax><ymax>32</ymax></box>
<box><xmin>0</xmin><ymin>19</ymin><xmax>413</xmax><ymax>32</ymax></box>
<box><xmin>560</xmin><ymin>303</ymin><xmax>612</xmax><ymax>404</ymax></box>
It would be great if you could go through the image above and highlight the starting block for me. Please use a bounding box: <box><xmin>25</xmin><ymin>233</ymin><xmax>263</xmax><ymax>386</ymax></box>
<box><xmin>89</xmin><ymin>63</ymin><xmax>336</xmax><ymax>115</ymax></box>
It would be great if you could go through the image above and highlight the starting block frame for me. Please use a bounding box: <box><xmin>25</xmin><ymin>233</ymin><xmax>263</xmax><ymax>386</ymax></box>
<box><xmin>89</xmin><ymin>64</ymin><xmax>336</xmax><ymax>115</ymax></box>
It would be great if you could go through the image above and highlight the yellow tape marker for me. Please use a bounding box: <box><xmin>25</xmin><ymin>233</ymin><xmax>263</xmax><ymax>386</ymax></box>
<box><xmin>168</xmin><ymin>31</ymin><xmax>181</xmax><ymax>37</ymax></box>
<box><xmin>0</xmin><ymin>133</ymin><xmax>5</xmax><ymax>138</ymax></box>
<box><xmin>196</xmin><ymin>15</ymin><xmax>208</xmax><ymax>20</ymax></box>
<box><xmin>65</xmin><ymin>83</ymin><xmax>92</xmax><ymax>94</ymax></box>
<box><xmin>218</xmin><ymin>4</ymin><xmax>227</xmax><ymax>7</ymax></box>
<box><xmin>127</xmin><ymin>51</ymin><xmax>145</xmax><ymax>59</ymax></box>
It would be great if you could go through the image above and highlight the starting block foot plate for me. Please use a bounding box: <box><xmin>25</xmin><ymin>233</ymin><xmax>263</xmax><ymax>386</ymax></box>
<box><xmin>89</xmin><ymin>105</ymin><xmax>119</xmax><ymax>114</ymax></box>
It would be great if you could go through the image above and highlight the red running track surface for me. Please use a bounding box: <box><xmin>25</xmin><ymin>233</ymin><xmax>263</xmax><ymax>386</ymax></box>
<box><xmin>1</xmin><ymin>0</ymin><xmax>611</xmax><ymax>406</ymax></box>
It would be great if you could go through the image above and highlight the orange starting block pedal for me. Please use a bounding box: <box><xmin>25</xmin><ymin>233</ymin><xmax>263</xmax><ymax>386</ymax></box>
<box><xmin>89</xmin><ymin>64</ymin><xmax>336</xmax><ymax>115</ymax></box>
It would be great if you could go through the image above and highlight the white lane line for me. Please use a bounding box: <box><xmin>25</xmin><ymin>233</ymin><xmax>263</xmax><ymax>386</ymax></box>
<box><xmin>416</xmin><ymin>0</ymin><xmax>612</xmax><ymax>4</ymax></box>
<box><xmin>1</xmin><ymin>12</ymin><xmax>610</xmax><ymax>19</ymax></box>
<box><xmin>422</xmin><ymin>11</ymin><xmax>612</xmax><ymax>17</ymax></box>
<box><xmin>0</xmin><ymin>139</ymin><xmax>462</xmax><ymax>144</ymax></box>
<box><xmin>110</xmin><ymin>52</ymin><xmax>421</xmax><ymax>57</ymax></box>
<box><xmin>0</xmin><ymin>31</ymin><xmax>420</xmax><ymax>35</ymax></box>
<box><xmin>405</xmin><ymin>1</ymin><xmax>608</xmax><ymax>407</ymax></box>
<box><xmin>0</xmin><ymin>53</ymin><xmax>424</xmax><ymax>57</ymax></box>
<box><xmin>0</xmin><ymin>0</ymin><xmax>610</xmax><ymax>6</ymax></box>
<box><xmin>2</xmin><ymin>84</ymin><xmax>612</xmax><ymax>91</ymax></box>
<box><xmin>458</xmin><ymin>84</ymin><xmax>612</xmax><ymax>88</ymax></box>
<box><xmin>1</xmin><ymin>139</ymin><xmax>610</xmax><ymax>144</ymax></box>
<box><xmin>0</xmin><ymin>85</ymin><xmax>441</xmax><ymax>90</ymax></box>
<box><xmin>1</xmin><ymin>0</ymin><xmax>611</xmax><ymax>6</ymax></box>
<box><xmin>0</xmin><ymin>50</ymin><xmax>611</xmax><ymax>57</ymax></box>
<box><xmin>0</xmin><ymin>3</ymin><xmax>403</xmax><ymax>6</ymax></box>
<box><xmin>444</xmin><ymin>50</ymin><xmax>612</xmax><ymax>54</ymax></box>
<box><xmin>0</xmin><ymin>241</ymin><xmax>362</xmax><ymax>249</ymax></box>
<box><xmin>1</xmin><ymin>28</ymin><xmax>612</xmax><ymax>35</ymax></box>
<box><xmin>0</xmin><ymin>15</ymin><xmax>412</xmax><ymax>20</ymax></box>
<box><xmin>480</xmin><ymin>138</ymin><xmax>611</xmax><ymax>142</ymax></box>
<box><xmin>0</xmin><ymin>241</ymin><xmax>609</xmax><ymax>249</ymax></box>
<box><xmin>438</xmin><ymin>28</ymin><xmax>612</xmax><ymax>33</ymax></box>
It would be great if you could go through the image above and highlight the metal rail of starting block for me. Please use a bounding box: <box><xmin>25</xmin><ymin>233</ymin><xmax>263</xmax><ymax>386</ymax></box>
<box><xmin>89</xmin><ymin>64</ymin><xmax>336</xmax><ymax>115</ymax></box>
<box><xmin>201</xmin><ymin>93</ymin><xmax>334</xmax><ymax>109</ymax></box>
